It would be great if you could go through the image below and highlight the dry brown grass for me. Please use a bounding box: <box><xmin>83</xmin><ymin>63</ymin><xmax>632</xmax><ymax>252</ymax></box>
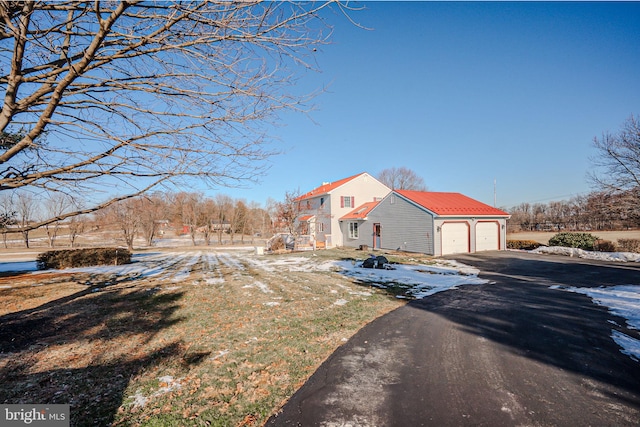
<box><xmin>0</xmin><ymin>247</ymin><xmax>404</xmax><ymax>426</ymax></box>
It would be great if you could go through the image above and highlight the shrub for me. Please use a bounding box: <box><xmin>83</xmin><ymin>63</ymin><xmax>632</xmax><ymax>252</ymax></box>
<box><xmin>507</xmin><ymin>240</ymin><xmax>542</xmax><ymax>250</ymax></box>
<box><xmin>36</xmin><ymin>247</ymin><xmax>131</xmax><ymax>270</ymax></box>
<box><xmin>594</xmin><ymin>239</ymin><xmax>617</xmax><ymax>252</ymax></box>
<box><xmin>548</xmin><ymin>232</ymin><xmax>599</xmax><ymax>251</ymax></box>
<box><xmin>617</xmin><ymin>238</ymin><xmax>640</xmax><ymax>253</ymax></box>
<box><xmin>269</xmin><ymin>237</ymin><xmax>285</xmax><ymax>251</ymax></box>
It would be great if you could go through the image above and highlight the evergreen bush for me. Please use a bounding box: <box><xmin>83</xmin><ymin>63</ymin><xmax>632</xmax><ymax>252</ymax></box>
<box><xmin>36</xmin><ymin>248</ymin><xmax>131</xmax><ymax>270</ymax></box>
<box><xmin>506</xmin><ymin>240</ymin><xmax>542</xmax><ymax>250</ymax></box>
<box><xmin>548</xmin><ymin>232</ymin><xmax>598</xmax><ymax>251</ymax></box>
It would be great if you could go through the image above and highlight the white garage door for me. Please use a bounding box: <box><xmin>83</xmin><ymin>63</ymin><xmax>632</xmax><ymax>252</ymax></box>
<box><xmin>476</xmin><ymin>222</ymin><xmax>499</xmax><ymax>251</ymax></box>
<box><xmin>441</xmin><ymin>222</ymin><xmax>470</xmax><ymax>255</ymax></box>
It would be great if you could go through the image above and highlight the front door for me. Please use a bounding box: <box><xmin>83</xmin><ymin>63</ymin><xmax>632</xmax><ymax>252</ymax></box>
<box><xmin>373</xmin><ymin>223</ymin><xmax>381</xmax><ymax>249</ymax></box>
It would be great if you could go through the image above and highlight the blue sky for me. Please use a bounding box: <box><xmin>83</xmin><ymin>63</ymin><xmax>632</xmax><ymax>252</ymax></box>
<box><xmin>221</xmin><ymin>1</ymin><xmax>640</xmax><ymax>209</ymax></box>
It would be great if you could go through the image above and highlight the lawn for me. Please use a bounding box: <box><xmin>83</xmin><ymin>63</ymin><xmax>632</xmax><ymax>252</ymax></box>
<box><xmin>0</xmin><ymin>248</ymin><xmax>415</xmax><ymax>426</ymax></box>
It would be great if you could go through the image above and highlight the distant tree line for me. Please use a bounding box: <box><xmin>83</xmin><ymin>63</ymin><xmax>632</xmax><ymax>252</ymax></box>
<box><xmin>94</xmin><ymin>192</ymin><xmax>275</xmax><ymax>250</ymax></box>
<box><xmin>507</xmin><ymin>188</ymin><xmax>640</xmax><ymax>233</ymax></box>
<box><xmin>510</xmin><ymin>114</ymin><xmax>640</xmax><ymax>234</ymax></box>
<box><xmin>0</xmin><ymin>191</ymin><xmax>275</xmax><ymax>250</ymax></box>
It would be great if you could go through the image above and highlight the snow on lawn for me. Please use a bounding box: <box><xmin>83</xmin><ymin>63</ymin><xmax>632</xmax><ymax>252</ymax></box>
<box><xmin>4</xmin><ymin>246</ymin><xmax>639</xmax><ymax>365</ymax></box>
<box><xmin>532</xmin><ymin>246</ymin><xmax>640</xmax><ymax>262</ymax></box>
<box><xmin>246</xmin><ymin>255</ymin><xmax>336</xmax><ymax>273</ymax></box>
<box><xmin>333</xmin><ymin>259</ymin><xmax>488</xmax><ymax>299</ymax></box>
<box><xmin>2</xmin><ymin>249</ymin><xmax>488</xmax><ymax>301</ymax></box>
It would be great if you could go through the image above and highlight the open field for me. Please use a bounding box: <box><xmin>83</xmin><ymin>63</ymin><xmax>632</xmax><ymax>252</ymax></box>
<box><xmin>508</xmin><ymin>230</ymin><xmax>640</xmax><ymax>245</ymax></box>
<box><xmin>0</xmin><ymin>247</ymin><xmax>469</xmax><ymax>426</ymax></box>
<box><xmin>0</xmin><ymin>227</ymin><xmax>269</xmax><ymax>251</ymax></box>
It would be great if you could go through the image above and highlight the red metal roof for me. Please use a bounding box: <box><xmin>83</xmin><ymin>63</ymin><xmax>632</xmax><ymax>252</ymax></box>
<box><xmin>396</xmin><ymin>190</ymin><xmax>510</xmax><ymax>217</ymax></box>
<box><xmin>340</xmin><ymin>201</ymin><xmax>380</xmax><ymax>220</ymax></box>
<box><xmin>296</xmin><ymin>172</ymin><xmax>367</xmax><ymax>201</ymax></box>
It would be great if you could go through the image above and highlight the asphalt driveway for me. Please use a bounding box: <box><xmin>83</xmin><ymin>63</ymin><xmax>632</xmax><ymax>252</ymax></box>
<box><xmin>266</xmin><ymin>251</ymin><xmax>640</xmax><ymax>426</ymax></box>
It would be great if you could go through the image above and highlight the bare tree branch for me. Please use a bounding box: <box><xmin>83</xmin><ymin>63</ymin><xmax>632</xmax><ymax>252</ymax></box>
<box><xmin>0</xmin><ymin>1</ymin><xmax>338</xmax><ymax>226</ymax></box>
<box><xmin>589</xmin><ymin>115</ymin><xmax>640</xmax><ymax>193</ymax></box>
<box><xmin>377</xmin><ymin>166</ymin><xmax>427</xmax><ymax>191</ymax></box>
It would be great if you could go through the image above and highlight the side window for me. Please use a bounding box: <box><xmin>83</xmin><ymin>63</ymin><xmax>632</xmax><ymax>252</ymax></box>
<box><xmin>348</xmin><ymin>222</ymin><xmax>358</xmax><ymax>239</ymax></box>
<box><xmin>341</xmin><ymin>196</ymin><xmax>354</xmax><ymax>208</ymax></box>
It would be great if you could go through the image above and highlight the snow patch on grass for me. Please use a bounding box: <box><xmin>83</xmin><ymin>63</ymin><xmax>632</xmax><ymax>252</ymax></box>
<box><xmin>333</xmin><ymin>259</ymin><xmax>488</xmax><ymax>299</ymax></box>
<box><xmin>532</xmin><ymin>246</ymin><xmax>640</xmax><ymax>262</ymax></box>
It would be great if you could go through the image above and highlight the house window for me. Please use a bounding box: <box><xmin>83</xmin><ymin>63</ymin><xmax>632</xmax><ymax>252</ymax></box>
<box><xmin>318</xmin><ymin>222</ymin><xmax>324</xmax><ymax>233</ymax></box>
<box><xmin>341</xmin><ymin>196</ymin><xmax>354</xmax><ymax>208</ymax></box>
<box><xmin>320</xmin><ymin>197</ymin><xmax>325</xmax><ymax>206</ymax></box>
<box><xmin>348</xmin><ymin>222</ymin><xmax>359</xmax><ymax>239</ymax></box>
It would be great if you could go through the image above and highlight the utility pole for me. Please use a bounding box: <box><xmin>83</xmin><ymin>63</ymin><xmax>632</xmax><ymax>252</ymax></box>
<box><xmin>494</xmin><ymin>179</ymin><xmax>497</xmax><ymax>207</ymax></box>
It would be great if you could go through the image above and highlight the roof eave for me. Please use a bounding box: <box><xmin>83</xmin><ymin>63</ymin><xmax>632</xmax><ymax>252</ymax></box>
<box><xmin>434</xmin><ymin>214</ymin><xmax>511</xmax><ymax>218</ymax></box>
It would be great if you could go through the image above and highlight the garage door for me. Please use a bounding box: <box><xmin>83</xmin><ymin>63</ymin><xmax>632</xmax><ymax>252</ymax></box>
<box><xmin>441</xmin><ymin>222</ymin><xmax>470</xmax><ymax>255</ymax></box>
<box><xmin>476</xmin><ymin>222</ymin><xmax>499</xmax><ymax>251</ymax></box>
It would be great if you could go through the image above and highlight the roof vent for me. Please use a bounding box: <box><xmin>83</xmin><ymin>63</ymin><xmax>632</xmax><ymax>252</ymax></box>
<box><xmin>322</xmin><ymin>182</ymin><xmax>330</xmax><ymax>186</ymax></box>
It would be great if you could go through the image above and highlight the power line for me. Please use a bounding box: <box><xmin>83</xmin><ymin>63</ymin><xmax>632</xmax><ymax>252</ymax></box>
<box><xmin>506</xmin><ymin>191</ymin><xmax>592</xmax><ymax>207</ymax></box>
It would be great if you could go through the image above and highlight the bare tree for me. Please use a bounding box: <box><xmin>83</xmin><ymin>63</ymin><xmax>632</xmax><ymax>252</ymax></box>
<box><xmin>168</xmin><ymin>192</ymin><xmax>190</xmax><ymax>238</ymax></box>
<box><xmin>100</xmin><ymin>198</ymin><xmax>140</xmax><ymax>250</ymax></box>
<box><xmin>215</xmin><ymin>195</ymin><xmax>234</xmax><ymax>244</ymax></box>
<box><xmin>265</xmin><ymin>197</ymin><xmax>279</xmax><ymax>234</ymax></box>
<box><xmin>227</xmin><ymin>199</ymin><xmax>250</xmax><ymax>245</ymax></box>
<box><xmin>274</xmin><ymin>189</ymin><xmax>301</xmax><ymax>235</ymax></box>
<box><xmin>590</xmin><ymin>115</ymin><xmax>640</xmax><ymax>193</ymax></box>
<box><xmin>180</xmin><ymin>193</ymin><xmax>204</xmax><ymax>246</ymax></box>
<box><xmin>0</xmin><ymin>192</ymin><xmax>15</xmax><ymax>247</ymax></box>
<box><xmin>245</xmin><ymin>201</ymin><xmax>265</xmax><ymax>244</ymax></box>
<box><xmin>43</xmin><ymin>193</ymin><xmax>74</xmax><ymax>247</ymax></box>
<box><xmin>14</xmin><ymin>192</ymin><xmax>38</xmax><ymax>247</ymax></box>
<box><xmin>0</xmin><ymin>1</ymin><xmax>341</xmax><ymax>232</ymax></box>
<box><xmin>200</xmin><ymin>198</ymin><xmax>218</xmax><ymax>246</ymax></box>
<box><xmin>377</xmin><ymin>167</ymin><xmax>427</xmax><ymax>191</ymax></box>
<box><xmin>589</xmin><ymin>115</ymin><xmax>640</xmax><ymax>227</ymax></box>
<box><xmin>137</xmin><ymin>193</ymin><xmax>168</xmax><ymax>247</ymax></box>
<box><xmin>235</xmin><ymin>200</ymin><xmax>250</xmax><ymax>244</ymax></box>
<box><xmin>67</xmin><ymin>214</ymin><xmax>85</xmax><ymax>248</ymax></box>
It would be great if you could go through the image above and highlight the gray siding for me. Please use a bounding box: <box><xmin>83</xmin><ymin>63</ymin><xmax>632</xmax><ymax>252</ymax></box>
<box><xmin>367</xmin><ymin>194</ymin><xmax>435</xmax><ymax>254</ymax></box>
<box><xmin>340</xmin><ymin>191</ymin><xmax>509</xmax><ymax>255</ymax></box>
<box><xmin>340</xmin><ymin>220</ymin><xmax>370</xmax><ymax>248</ymax></box>
<box><xmin>341</xmin><ymin>195</ymin><xmax>434</xmax><ymax>255</ymax></box>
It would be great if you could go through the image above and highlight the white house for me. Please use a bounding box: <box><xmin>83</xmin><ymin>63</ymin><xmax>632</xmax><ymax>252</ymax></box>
<box><xmin>295</xmin><ymin>172</ymin><xmax>391</xmax><ymax>248</ymax></box>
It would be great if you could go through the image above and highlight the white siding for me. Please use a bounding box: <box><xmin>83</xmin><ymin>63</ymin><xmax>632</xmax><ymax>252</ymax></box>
<box><xmin>329</xmin><ymin>173</ymin><xmax>390</xmax><ymax>246</ymax></box>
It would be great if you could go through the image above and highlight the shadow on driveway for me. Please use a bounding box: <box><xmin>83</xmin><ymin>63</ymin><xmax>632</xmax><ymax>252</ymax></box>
<box><xmin>267</xmin><ymin>251</ymin><xmax>640</xmax><ymax>426</ymax></box>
